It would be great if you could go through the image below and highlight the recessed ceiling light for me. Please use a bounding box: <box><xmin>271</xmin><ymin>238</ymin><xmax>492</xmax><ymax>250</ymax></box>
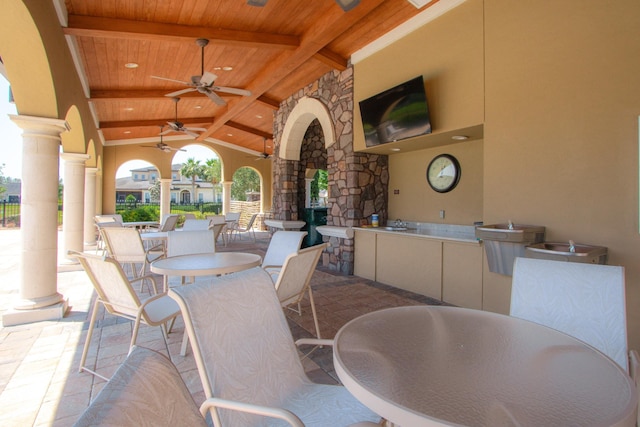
<box><xmin>390</xmin><ymin>148</ymin><xmax>401</xmax><ymax>152</ymax></box>
<box><xmin>123</xmin><ymin>130</ymin><xmax>131</xmax><ymax>134</ymax></box>
<box><xmin>227</xmin><ymin>133</ymin><xmax>234</xmax><ymax>137</ymax></box>
<box><xmin>222</xmin><ymin>66</ymin><xmax>233</xmax><ymax>71</ymax></box>
<box><xmin>124</xmin><ymin>107</ymin><xmax>134</xmax><ymax>111</ymax></box>
<box><xmin>194</xmin><ymin>105</ymin><xmax>202</xmax><ymax>109</ymax></box>
<box><xmin>124</xmin><ymin>62</ymin><xmax>138</xmax><ymax>69</ymax></box>
<box><xmin>256</xmin><ymin>114</ymin><xmax>263</xmax><ymax>119</ymax></box>
<box><xmin>451</xmin><ymin>135</ymin><xmax>468</xmax><ymax>141</ymax></box>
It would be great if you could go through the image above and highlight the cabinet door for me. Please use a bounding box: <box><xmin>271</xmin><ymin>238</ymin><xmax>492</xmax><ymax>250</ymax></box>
<box><xmin>442</xmin><ymin>242</ymin><xmax>483</xmax><ymax>309</ymax></box>
<box><xmin>354</xmin><ymin>230</ymin><xmax>376</xmax><ymax>280</ymax></box>
<box><xmin>376</xmin><ymin>233</ymin><xmax>442</xmax><ymax>299</ymax></box>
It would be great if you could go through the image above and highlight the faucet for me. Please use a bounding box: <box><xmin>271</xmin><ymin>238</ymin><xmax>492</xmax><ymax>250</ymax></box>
<box><xmin>394</xmin><ymin>219</ymin><xmax>404</xmax><ymax>228</ymax></box>
<box><xmin>508</xmin><ymin>220</ymin><xmax>514</xmax><ymax>230</ymax></box>
<box><xmin>569</xmin><ymin>240</ymin><xmax>576</xmax><ymax>253</ymax></box>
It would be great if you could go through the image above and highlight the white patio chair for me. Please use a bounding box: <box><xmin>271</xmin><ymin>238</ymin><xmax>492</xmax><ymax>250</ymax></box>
<box><xmin>100</xmin><ymin>227</ymin><xmax>162</xmax><ymax>292</ymax></box>
<box><xmin>208</xmin><ymin>215</ymin><xmax>229</xmax><ymax>245</ymax></box>
<box><xmin>261</xmin><ymin>231</ymin><xmax>307</xmax><ymax>281</ymax></box>
<box><xmin>511</xmin><ymin>257</ymin><xmax>630</xmax><ymax>371</ymax></box>
<box><xmin>95</xmin><ymin>214</ymin><xmax>123</xmax><ymax>224</ymax></box>
<box><xmin>94</xmin><ymin>218</ymin><xmax>123</xmax><ymax>255</ymax></box>
<box><xmin>169</xmin><ymin>267</ymin><xmax>381</xmax><ymax>427</ymax></box>
<box><xmin>232</xmin><ymin>212</ymin><xmax>259</xmax><ymax>242</ymax></box>
<box><xmin>166</xmin><ymin>230</ymin><xmax>216</xmax><ymax>286</ymax></box>
<box><xmin>224</xmin><ymin>212</ymin><xmax>241</xmax><ymax>242</ymax></box>
<box><xmin>182</xmin><ymin>218</ymin><xmax>213</xmax><ymax>231</ymax></box>
<box><xmin>70</xmin><ymin>251</ymin><xmax>180</xmax><ymax>381</ymax></box>
<box><xmin>74</xmin><ymin>346</ymin><xmax>214</xmax><ymax>427</ymax></box>
<box><xmin>273</xmin><ymin>243</ymin><xmax>328</xmax><ymax>339</ymax></box>
<box><xmin>144</xmin><ymin>214</ymin><xmax>180</xmax><ymax>253</ymax></box>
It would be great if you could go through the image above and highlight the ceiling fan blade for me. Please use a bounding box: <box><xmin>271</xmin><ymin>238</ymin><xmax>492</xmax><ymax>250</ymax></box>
<box><xmin>151</xmin><ymin>75</ymin><xmax>191</xmax><ymax>85</ymax></box>
<box><xmin>165</xmin><ymin>88</ymin><xmax>196</xmax><ymax>97</ymax></box>
<box><xmin>212</xmin><ymin>86</ymin><xmax>252</xmax><ymax>97</ymax></box>
<box><xmin>200</xmin><ymin>72</ymin><xmax>218</xmax><ymax>86</ymax></box>
<box><xmin>185</xmin><ymin>126</ymin><xmax>208</xmax><ymax>132</ymax></box>
<box><xmin>202</xmin><ymin>89</ymin><xmax>227</xmax><ymax>106</ymax></box>
<box><xmin>159</xmin><ymin>129</ymin><xmax>173</xmax><ymax>135</ymax></box>
<box><xmin>184</xmin><ymin>130</ymin><xmax>202</xmax><ymax>138</ymax></box>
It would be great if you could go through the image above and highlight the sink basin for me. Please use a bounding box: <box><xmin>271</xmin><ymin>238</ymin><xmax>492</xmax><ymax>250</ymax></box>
<box><xmin>475</xmin><ymin>224</ymin><xmax>545</xmax><ymax>243</ymax></box>
<box><xmin>385</xmin><ymin>227</ymin><xmax>408</xmax><ymax>231</ymax></box>
<box><xmin>526</xmin><ymin>242</ymin><xmax>608</xmax><ymax>264</ymax></box>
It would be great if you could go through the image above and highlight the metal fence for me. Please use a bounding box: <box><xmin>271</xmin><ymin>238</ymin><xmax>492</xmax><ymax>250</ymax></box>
<box><xmin>0</xmin><ymin>200</ymin><xmax>259</xmax><ymax>228</ymax></box>
<box><xmin>1</xmin><ymin>201</ymin><xmax>222</xmax><ymax>228</ymax></box>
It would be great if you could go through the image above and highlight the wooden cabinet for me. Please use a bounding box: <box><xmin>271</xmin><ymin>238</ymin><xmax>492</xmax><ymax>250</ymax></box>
<box><xmin>354</xmin><ymin>229</ymin><xmax>485</xmax><ymax>309</ymax></box>
<box><xmin>354</xmin><ymin>229</ymin><xmax>377</xmax><ymax>280</ymax></box>
<box><xmin>376</xmin><ymin>233</ymin><xmax>442</xmax><ymax>300</ymax></box>
<box><xmin>442</xmin><ymin>241</ymin><xmax>484</xmax><ymax>309</ymax></box>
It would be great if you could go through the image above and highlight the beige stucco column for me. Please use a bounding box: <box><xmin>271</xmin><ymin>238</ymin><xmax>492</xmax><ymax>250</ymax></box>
<box><xmin>2</xmin><ymin>115</ymin><xmax>69</xmax><ymax>326</ymax></box>
<box><xmin>61</xmin><ymin>153</ymin><xmax>90</xmax><ymax>261</ymax></box>
<box><xmin>95</xmin><ymin>169</ymin><xmax>103</xmax><ymax>215</ymax></box>
<box><xmin>160</xmin><ymin>178</ymin><xmax>171</xmax><ymax>219</ymax></box>
<box><xmin>221</xmin><ymin>181</ymin><xmax>232</xmax><ymax>215</ymax></box>
<box><xmin>83</xmin><ymin>167</ymin><xmax>98</xmax><ymax>245</ymax></box>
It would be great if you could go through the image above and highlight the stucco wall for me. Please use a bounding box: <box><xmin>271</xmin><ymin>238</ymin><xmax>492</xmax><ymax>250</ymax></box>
<box><xmin>353</xmin><ymin>0</ymin><xmax>640</xmax><ymax>350</ymax></box>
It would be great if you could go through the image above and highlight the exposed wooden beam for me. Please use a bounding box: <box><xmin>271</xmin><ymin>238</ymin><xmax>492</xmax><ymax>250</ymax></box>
<box><xmin>225</xmin><ymin>121</ymin><xmax>273</xmax><ymax>140</ymax></box>
<box><xmin>99</xmin><ymin>118</ymin><xmax>213</xmax><ymax>129</ymax></box>
<box><xmin>89</xmin><ymin>89</ymin><xmax>246</xmax><ymax>101</ymax></box>
<box><xmin>64</xmin><ymin>15</ymin><xmax>300</xmax><ymax>49</ymax></box>
<box><xmin>197</xmin><ymin>0</ymin><xmax>386</xmax><ymax>140</ymax></box>
<box><xmin>256</xmin><ymin>95</ymin><xmax>281</xmax><ymax>109</ymax></box>
<box><xmin>90</xmin><ymin>89</ymin><xmax>203</xmax><ymax>100</ymax></box>
<box><xmin>313</xmin><ymin>48</ymin><xmax>348</xmax><ymax>70</ymax></box>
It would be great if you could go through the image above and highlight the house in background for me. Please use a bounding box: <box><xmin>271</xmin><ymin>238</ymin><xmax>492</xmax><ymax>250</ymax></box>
<box><xmin>115</xmin><ymin>164</ymin><xmax>220</xmax><ymax>204</ymax></box>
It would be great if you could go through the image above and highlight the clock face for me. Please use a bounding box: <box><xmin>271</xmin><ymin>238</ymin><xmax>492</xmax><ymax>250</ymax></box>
<box><xmin>426</xmin><ymin>154</ymin><xmax>461</xmax><ymax>193</ymax></box>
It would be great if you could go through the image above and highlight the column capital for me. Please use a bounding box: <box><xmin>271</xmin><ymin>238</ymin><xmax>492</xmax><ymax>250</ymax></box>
<box><xmin>9</xmin><ymin>114</ymin><xmax>70</xmax><ymax>136</ymax></box>
<box><xmin>159</xmin><ymin>178</ymin><xmax>172</xmax><ymax>183</ymax></box>
<box><xmin>60</xmin><ymin>152</ymin><xmax>90</xmax><ymax>163</ymax></box>
<box><xmin>85</xmin><ymin>167</ymin><xmax>99</xmax><ymax>175</ymax></box>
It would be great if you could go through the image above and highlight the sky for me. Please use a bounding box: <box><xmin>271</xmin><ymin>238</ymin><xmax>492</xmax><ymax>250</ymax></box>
<box><xmin>0</xmin><ymin>75</ymin><xmax>21</xmax><ymax>179</ymax></box>
<box><xmin>0</xmin><ymin>74</ymin><xmax>218</xmax><ymax>180</ymax></box>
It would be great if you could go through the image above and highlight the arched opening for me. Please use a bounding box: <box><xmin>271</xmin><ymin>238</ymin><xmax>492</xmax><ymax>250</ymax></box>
<box><xmin>230</xmin><ymin>166</ymin><xmax>262</xmax><ymax>230</ymax></box>
<box><xmin>115</xmin><ymin>160</ymin><xmax>158</xmax><ymax>204</ymax></box>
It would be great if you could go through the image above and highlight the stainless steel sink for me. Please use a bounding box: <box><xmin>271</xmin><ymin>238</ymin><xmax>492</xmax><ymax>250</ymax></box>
<box><xmin>475</xmin><ymin>223</ymin><xmax>545</xmax><ymax>243</ymax></box>
<box><xmin>526</xmin><ymin>242</ymin><xmax>608</xmax><ymax>264</ymax></box>
<box><xmin>476</xmin><ymin>223</ymin><xmax>546</xmax><ymax>275</ymax></box>
<box><xmin>385</xmin><ymin>227</ymin><xmax>408</xmax><ymax>231</ymax></box>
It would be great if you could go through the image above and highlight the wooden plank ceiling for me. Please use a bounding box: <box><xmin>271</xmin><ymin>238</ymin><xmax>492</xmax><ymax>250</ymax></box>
<box><xmin>63</xmin><ymin>0</ymin><xmax>435</xmax><ymax>156</ymax></box>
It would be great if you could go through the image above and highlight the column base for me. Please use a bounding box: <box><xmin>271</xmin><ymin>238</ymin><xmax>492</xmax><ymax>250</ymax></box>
<box><xmin>2</xmin><ymin>298</ymin><xmax>69</xmax><ymax>327</ymax></box>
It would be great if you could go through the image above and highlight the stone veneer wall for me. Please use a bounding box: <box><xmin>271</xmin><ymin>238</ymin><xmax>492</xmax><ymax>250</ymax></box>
<box><xmin>273</xmin><ymin>67</ymin><xmax>389</xmax><ymax>274</ymax></box>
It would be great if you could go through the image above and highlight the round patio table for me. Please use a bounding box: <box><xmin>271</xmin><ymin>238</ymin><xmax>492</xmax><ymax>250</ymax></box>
<box><xmin>334</xmin><ymin>305</ymin><xmax>638</xmax><ymax>427</ymax></box>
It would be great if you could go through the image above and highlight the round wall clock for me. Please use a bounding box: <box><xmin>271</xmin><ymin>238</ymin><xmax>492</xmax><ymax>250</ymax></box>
<box><xmin>426</xmin><ymin>154</ymin><xmax>461</xmax><ymax>193</ymax></box>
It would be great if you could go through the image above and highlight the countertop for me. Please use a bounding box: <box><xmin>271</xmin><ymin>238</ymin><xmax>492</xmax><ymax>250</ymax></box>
<box><xmin>356</xmin><ymin>222</ymin><xmax>479</xmax><ymax>244</ymax></box>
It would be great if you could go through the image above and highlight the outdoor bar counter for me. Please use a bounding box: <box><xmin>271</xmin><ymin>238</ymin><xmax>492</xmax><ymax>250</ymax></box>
<box><xmin>354</xmin><ymin>222</ymin><xmax>483</xmax><ymax>310</ymax></box>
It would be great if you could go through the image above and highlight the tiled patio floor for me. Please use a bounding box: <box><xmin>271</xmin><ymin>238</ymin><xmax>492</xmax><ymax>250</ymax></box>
<box><xmin>0</xmin><ymin>228</ymin><xmax>444</xmax><ymax>426</ymax></box>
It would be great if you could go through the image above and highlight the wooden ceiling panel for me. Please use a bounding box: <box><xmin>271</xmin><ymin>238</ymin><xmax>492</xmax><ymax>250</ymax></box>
<box><xmin>64</xmin><ymin>0</ymin><xmax>440</xmax><ymax>153</ymax></box>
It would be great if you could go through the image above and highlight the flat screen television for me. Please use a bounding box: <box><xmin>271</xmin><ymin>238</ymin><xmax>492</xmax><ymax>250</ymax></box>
<box><xmin>359</xmin><ymin>76</ymin><xmax>432</xmax><ymax>147</ymax></box>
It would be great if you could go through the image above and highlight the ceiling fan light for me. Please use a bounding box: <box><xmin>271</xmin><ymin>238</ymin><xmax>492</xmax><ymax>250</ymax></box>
<box><xmin>247</xmin><ymin>0</ymin><xmax>268</xmax><ymax>6</ymax></box>
<box><xmin>335</xmin><ymin>0</ymin><xmax>360</xmax><ymax>12</ymax></box>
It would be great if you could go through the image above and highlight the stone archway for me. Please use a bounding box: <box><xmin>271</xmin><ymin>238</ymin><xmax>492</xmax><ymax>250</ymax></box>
<box><xmin>279</xmin><ymin>97</ymin><xmax>336</xmax><ymax>161</ymax></box>
<box><xmin>273</xmin><ymin>68</ymin><xmax>389</xmax><ymax>274</ymax></box>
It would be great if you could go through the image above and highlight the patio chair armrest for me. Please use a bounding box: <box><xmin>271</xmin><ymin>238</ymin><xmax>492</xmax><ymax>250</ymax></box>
<box><xmin>295</xmin><ymin>338</ymin><xmax>334</xmax><ymax>347</ymax></box>
<box><xmin>199</xmin><ymin>397</ymin><xmax>304</xmax><ymax>427</ymax></box>
<box><xmin>130</xmin><ymin>275</ymin><xmax>160</xmax><ymax>294</ymax></box>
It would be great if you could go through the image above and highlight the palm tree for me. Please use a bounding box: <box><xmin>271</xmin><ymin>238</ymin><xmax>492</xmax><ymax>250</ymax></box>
<box><xmin>201</xmin><ymin>158</ymin><xmax>221</xmax><ymax>202</ymax></box>
<box><xmin>180</xmin><ymin>158</ymin><xmax>202</xmax><ymax>204</ymax></box>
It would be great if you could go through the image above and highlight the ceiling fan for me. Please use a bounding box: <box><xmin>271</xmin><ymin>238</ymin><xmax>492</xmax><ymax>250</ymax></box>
<box><xmin>247</xmin><ymin>0</ymin><xmax>360</xmax><ymax>12</ymax></box>
<box><xmin>151</xmin><ymin>38</ymin><xmax>252</xmax><ymax>106</ymax></box>
<box><xmin>253</xmin><ymin>138</ymin><xmax>273</xmax><ymax>160</ymax></box>
<box><xmin>161</xmin><ymin>97</ymin><xmax>207</xmax><ymax>138</ymax></box>
<box><xmin>141</xmin><ymin>126</ymin><xmax>187</xmax><ymax>153</ymax></box>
